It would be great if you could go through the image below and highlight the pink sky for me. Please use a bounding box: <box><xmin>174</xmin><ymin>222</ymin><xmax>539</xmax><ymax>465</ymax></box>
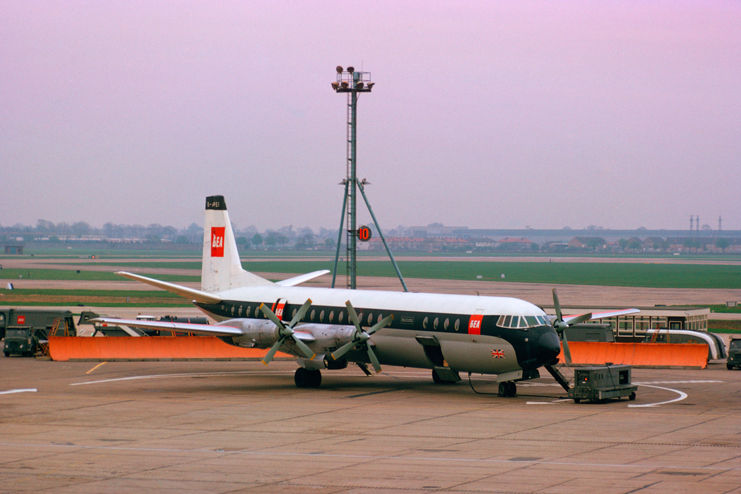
<box><xmin>1</xmin><ymin>1</ymin><xmax>739</xmax><ymax>231</ymax></box>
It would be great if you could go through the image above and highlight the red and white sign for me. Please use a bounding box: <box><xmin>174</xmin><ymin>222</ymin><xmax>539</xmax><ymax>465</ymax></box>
<box><xmin>211</xmin><ymin>227</ymin><xmax>225</xmax><ymax>257</ymax></box>
<box><xmin>17</xmin><ymin>315</ymin><xmax>26</xmax><ymax>325</ymax></box>
<box><xmin>468</xmin><ymin>314</ymin><xmax>483</xmax><ymax>335</ymax></box>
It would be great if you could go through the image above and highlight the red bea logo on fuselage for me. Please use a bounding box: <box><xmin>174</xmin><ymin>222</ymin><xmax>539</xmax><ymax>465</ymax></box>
<box><xmin>468</xmin><ymin>314</ymin><xmax>483</xmax><ymax>335</ymax></box>
<box><xmin>211</xmin><ymin>227</ymin><xmax>225</xmax><ymax>257</ymax></box>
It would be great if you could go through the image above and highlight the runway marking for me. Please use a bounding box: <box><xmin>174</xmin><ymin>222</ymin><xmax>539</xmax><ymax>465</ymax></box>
<box><xmin>70</xmin><ymin>370</ymin><xmax>297</xmax><ymax>386</ymax></box>
<box><xmin>0</xmin><ymin>441</ymin><xmax>738</xmax><ymax>473</ymax></box>
<box><xmin>0</xmin><ymin>389</ymin><xmax>37</xmax><ymax>396</ymax></box>
<box><xmin>527</xmin><ymin>399</ymin><xmax>570</xmax><ymax>405</ymax></box>
<box><xmin>629</xmin><ymin>384</ymin><xmax>688</xmax><ymax>408</ymax></box>
<box><xmin>86</xmin><ymin>362</ymin><xmax>107</xmax><ymax>374</ymax></box>
<box><xmin>634</xmin><ymin>380</ymin><xmax>722</xmax><ymax>384</ymax></box>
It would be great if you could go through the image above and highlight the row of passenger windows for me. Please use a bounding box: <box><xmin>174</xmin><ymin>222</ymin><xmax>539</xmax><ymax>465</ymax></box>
<box><xmin>422</xmin><ymin>316</ymin><xmax>461</xmax><ymax>331</ymax></box>
<box><xmin>496</xmin><ymin>315</ymin><xmax>550</xmax><ymax>329</ymax></box>
<box><xmin>221</xmin><ymin>303</ymin><xmax>387</xmax><ymax>326</ymax></box>
<box><xmin>220</xmin><ymin>303</ymin><xmax>549</xmax><ymax>331</ymax></box>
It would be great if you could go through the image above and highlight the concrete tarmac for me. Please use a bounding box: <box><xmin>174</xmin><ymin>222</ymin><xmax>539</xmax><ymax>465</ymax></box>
<box><xmin>1</xmin><ymin>357</ymin><xmax>740</xmax><ymax>493</ymax></box>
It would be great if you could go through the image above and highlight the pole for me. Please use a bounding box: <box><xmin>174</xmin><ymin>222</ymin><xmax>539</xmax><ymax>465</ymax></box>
<box><xmin>358</xmin><ymin>181</ymin><xmax>409</xmax><ymax>292</ymax></box>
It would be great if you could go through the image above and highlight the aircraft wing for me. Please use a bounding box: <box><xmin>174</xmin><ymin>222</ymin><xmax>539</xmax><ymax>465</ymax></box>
<box><xmin>115</xmin><ymin>271</ymin><xmax>222</xmax><ymax>305</ymax></box>
<box><xmin>276</xmin><ymin>270</ymin><xmax>330</xmax><ymax>287</ymax></box>
<box><xmin>90</xmin><ymin>317</ymin><xmax>243</xmax><ymax>336</ymax></box>
<box><xmin>563</xmin><ymin>308</ymin><xmax>640</xmax><ymax>324</ymax></box>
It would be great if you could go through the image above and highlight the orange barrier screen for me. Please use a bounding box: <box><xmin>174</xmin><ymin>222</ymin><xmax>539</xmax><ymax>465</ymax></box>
<box><xmin>558</xmin><ymin>342</ymin><xmax>708</xmax><ymax>369</ymax></box>
<box><xmin>48</xmin><ymin>336</ymin><xmax>291</xmax><ymax>361</ymax></box>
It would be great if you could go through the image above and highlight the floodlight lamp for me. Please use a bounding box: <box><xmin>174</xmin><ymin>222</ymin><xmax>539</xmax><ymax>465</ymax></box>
<box><xmin>341</xmin><ymin>81</ymin><xmax>349</xmax><ymax>88</ymax></box>
<box><xmin>367</xmin><ymin>82</ymin><xmax>375</xmax><ymax>89</ymax></box>
<box><xmin>347</xmin><ymin>66</ymin><xmax>355</xmax><ymax>73</ymax></box>
<box><xmin>336</xmin><ymin>66</ymin><xmax>343</xmax><ymax>73</ymax></box>
<box><xmin>356</xmin><ymin>81</ymin><xmax>364</xmax><ymax>89</ymax></box>
<box><xmin>331</xmin><ymin>82</ymin><xmax>339</xmax><ymax>90</ymax></box>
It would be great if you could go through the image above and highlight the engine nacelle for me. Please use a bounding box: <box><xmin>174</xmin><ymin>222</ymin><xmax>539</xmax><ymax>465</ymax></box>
<box><xmin>218</xmin><ymin>320</ymin><xmax>359</xmax><ymax>353</ymax></box>
<box><xmin>218</xmin><ymin>319</ymin><xmax>280</xmax><ymax>348</ymax></box>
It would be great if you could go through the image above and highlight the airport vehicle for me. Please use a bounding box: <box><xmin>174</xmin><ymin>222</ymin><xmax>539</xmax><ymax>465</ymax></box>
<box><xmin>728</xmin><ymin>337</ymin><xmax>741</xmax><ymax>370</ymax></box>
<box><xmin>643</xmin><ymin>328</ymin><xmax>726</xmax><ymax>361</ymax></box>
<box><xmin>3</xmin><ymin>309</ymin><xmax>76</xmax><ymax>356</ymax></box>
<box><xmin>568</xmin><ymin>365</ymin><xmax>637</xmax><ymax>403</ymax></box>
<box><xmin>94</xmin><ymin>196</ymin><xmax>638</xmax><ymax>393</ymax></box>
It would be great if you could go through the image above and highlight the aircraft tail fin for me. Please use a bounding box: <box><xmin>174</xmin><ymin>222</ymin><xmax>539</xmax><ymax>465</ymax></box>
<box><xmin>202</xmin><ymin>195</ymin><xmax>273</xmax><ymax>292</ymax></box>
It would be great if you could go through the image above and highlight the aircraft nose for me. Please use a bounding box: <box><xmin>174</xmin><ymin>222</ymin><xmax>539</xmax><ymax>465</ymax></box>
<box><xmin>536</xmin><ymin>331</ymin><xmax>561</xmax><ymax>364</ymax></box>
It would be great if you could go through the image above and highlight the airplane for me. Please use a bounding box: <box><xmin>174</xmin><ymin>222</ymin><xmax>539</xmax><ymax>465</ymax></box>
<box><xmin>94</xmin><ymin>196</ymin><xmax>639</xmax><ymax>395</ymax></box>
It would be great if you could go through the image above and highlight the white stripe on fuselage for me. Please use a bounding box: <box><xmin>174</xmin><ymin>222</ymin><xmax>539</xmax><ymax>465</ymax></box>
<box><xmin>207</xmin><ymin>284</ymin><xmax>546</xmax><ymax>320</ymax></box>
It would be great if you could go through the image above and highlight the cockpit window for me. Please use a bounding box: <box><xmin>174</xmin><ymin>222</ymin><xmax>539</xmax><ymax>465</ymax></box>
<box><xmin>497</xmin><ymin>314</ymin><xmax>549</xmax><ymax>329</ymax></box>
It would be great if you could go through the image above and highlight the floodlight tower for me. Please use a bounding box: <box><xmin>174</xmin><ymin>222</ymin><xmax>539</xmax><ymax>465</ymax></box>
<box><xmin>330</xmin><ymin>66</ymin><xmax>407</xmax><ymax>291</ymax></box>
<box><xmin>331</xmin><ymin>66</ymin><xmax>370</xmax><ymax>289</ymax></box>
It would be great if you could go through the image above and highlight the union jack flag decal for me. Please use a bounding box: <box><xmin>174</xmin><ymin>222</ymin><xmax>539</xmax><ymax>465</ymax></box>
<box><xmin>491</xmin><ymin>349</ymin><xmax>505</xmax><ymax>359</ymax></box>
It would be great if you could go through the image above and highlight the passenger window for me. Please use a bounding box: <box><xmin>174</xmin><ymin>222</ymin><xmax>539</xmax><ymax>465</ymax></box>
<box><xmin>368</xmin><ymin>313</ymin><xmax>373</xmax><ymax>325</ymax></box>
<box><xmin>238</xmin><ymin>306</ymin><xmax>243</xmax><ymax>316</ymax></box>
<box><xmin>444</xmin><ymin>318</ymin><xmax>449</xmax><ymax>330</ymax></box>
<box><xmin>455</xmin><ymin>319</ymin><xmax>460</xmax><ymax>331</ymax></box>
<box><xmin>320</xmin><ymin>310</ymin><xmax>325</xmax><ymax>322</ymax></box>
<box><xmin>423</xmin><ymin>317</ymin><xmax>428</xmax><ymax>329</ymax></box>
<box><xmin>310</xmin><ymin>310</ymin><xmax>316</xmax><ymax>321</ymax></box>
<box><xmin>377</xmin><ymin>314</ymin><xmax>383</xmax><ymax>324</ymax></box>
<box><xmin>434</xmin><ymin>317</ymin><xmax>439</xmax><ymax>330</ymax></box>
<box><xmin>292</xmin><ymin>308</ymin><xmax>297</xmax><ymax>319</ymax></box>
<box><xmin>246</xmin><ymin>306</ymin><xmax>251</xmax><ymax>317</ymax></box>
<box><xmin>329</xmin><ymin>311</ymin><xmax>334</xmax><ymax>323</ymax></box>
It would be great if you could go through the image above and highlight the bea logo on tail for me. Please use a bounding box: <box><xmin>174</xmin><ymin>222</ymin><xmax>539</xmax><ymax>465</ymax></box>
<box><xmin>211</xmin><ymin>227</ymin><xmax>225</xmax><ymax>257</ymax></box>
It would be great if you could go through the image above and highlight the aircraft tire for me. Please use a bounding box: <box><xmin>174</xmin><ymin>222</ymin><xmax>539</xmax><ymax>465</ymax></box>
<box><xmin>498</xmin><ymin>382</ymin><xmax>507</xmax><ymax>397</ymax></box>
<box><xmin>507</xmin><ymin>382</ymin><xmax>517</xmax><ymax>397</ymax></box>
<box><xmin>295</xmin><ymin>367</ymin><xmax>322</xmax><ymax>388</ymax></box>
<box><xmin>432</xmin><ymin>369</ymin><xmax>456</xmax><ymax>385</ymax></box>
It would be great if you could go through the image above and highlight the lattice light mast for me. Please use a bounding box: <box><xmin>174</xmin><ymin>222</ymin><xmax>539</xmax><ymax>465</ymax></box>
<box><xmin>331</xmin><ymin>66</ymin><xmax>372</xmax><ymax>289</ymax></box>
<box><xmin>330</xmin><ymin>66</ymin><xmax>407</xmax><ymax>292</ymax></box>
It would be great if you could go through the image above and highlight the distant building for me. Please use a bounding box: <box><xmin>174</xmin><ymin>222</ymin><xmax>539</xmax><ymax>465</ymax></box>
<box><xmin>4</xmin><ymin>245</ymin><xmax>24</xmax><ymax>255</ymax></box>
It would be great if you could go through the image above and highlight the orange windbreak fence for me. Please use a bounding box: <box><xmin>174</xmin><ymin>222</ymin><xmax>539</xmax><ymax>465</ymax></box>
<box><xmin>48</xmin><ymin>337</ymin><xmax>708</xmax><ymax>368</ymax></box>
<box><xmin>559</xmin><ymin>342</ymin><xmax>708</xmax><ymax>369</ymax></box>
<box><xmin>48</xmin><ymin>336</ymin><xmax>290</xmax><ymax>361</ymax></box>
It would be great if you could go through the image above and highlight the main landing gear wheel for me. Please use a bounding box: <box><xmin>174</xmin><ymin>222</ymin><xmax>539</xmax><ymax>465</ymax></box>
<box><xmin>294</xmin><ymin>367</ymin><xmax>322</xmax><ymax>388</ymax></box>
<box><xmin>432</xmin><ymin>369</ymin><xmax>457</xmax><ymax>385</ymax></box>
<box><xmin>498</xmin><ymin>381</ymin><xmax>516</xmax><ymax>397</ymax></box>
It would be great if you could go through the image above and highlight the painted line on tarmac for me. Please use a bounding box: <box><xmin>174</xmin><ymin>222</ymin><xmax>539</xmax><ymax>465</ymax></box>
<box><xmin>629</xmin><ymin>384</ymin><xmax>688</xmax><ymax>408</ymax></box>
<box><xmin>0</xmin><ymin>389</ymin><xmax>37</xmax><ymax>396</ymax></box>
<box><xmin>527</xmin><ymin>399</ymin><xmax>571</xmax><ymax>405</ymax></box>
<box><xmin>70</xmin><ymin>370</ymin><xmax>297</xmax><ymax>386</ymax></box>
<box><xmin>86</xmin><ymin>362</ymin><xmax>107</xmax><ymax>374</ymax></box>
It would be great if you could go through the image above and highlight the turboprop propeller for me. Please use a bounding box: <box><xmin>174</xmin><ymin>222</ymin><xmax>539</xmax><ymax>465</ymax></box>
<box><xmin>259</xmin><ymin>299</ymin><xmax>315</xmax><ymax>365</ymax></box>
<box><xmin>551</xmin><ymin>288</ymin><xmax>592</xmax><ymax>365</ymax></box>
<box><xmin>331</xmin><ymin>301</ymin><xmax>394</xmax><ymax>373</ymax></box>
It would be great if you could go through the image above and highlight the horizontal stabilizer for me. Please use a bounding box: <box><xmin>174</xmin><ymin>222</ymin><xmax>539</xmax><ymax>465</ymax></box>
<box><xmin>90</xmin><ymin>317</ymin><xmax>243</xmax><ymax>337</ymax></box>
<box><xmin>116</xmin><ymin>271</ymin><xmax>222</xmax><ymax>305</ymax></box>
<box><xmin>276</xmin><ymin>270</ymin><xmax>331</xmax><ymax>287</ymax></box>
<box><xmin>563</xmin><ymin>308</ymin><xmax>640</xmax><ymax>324</ymax></box>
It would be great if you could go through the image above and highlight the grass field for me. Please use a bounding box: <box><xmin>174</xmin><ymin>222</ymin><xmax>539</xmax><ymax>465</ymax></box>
<box><xmin>3</xmin><ymin>260</ymin><xmax>741</xmax><ymax>289</ymax></box>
